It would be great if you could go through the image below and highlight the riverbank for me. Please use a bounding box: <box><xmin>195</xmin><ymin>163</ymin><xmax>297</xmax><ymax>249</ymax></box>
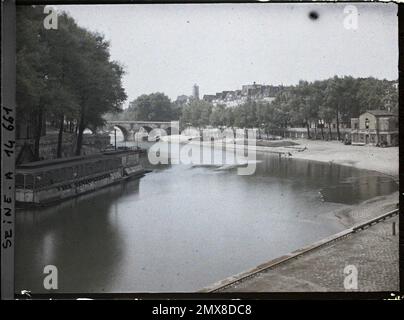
<box><xmin>163</xmin><ymin>136</ymin><xmax>398</xmax><ymax>177</ymax></box>
<box><xmin>330</xmin><ymin>191</ymin><xmax>398</xmax><ymax>227</ymax></box>
<box><xmin>286</xmin><ymin>139</ymin><xmax>399</xmax><ymax>178</ymax></box>
<box><xmin>226</xmin><ymin>138</ymin><xmax>398</xmax><ymax>177</ymax></box>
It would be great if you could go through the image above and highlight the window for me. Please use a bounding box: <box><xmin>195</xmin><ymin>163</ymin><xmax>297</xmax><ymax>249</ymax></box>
<box><xmin>365</xmin><ymin>118</ymin><xmax>369</xmax><ymax>129</ymax></box>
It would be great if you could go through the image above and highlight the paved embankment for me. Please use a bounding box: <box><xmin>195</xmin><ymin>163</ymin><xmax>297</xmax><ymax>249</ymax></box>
<box><xmin>201</xmin><ymin>210</ymin><xmax>399</xmax><ymax>292</ymax></box>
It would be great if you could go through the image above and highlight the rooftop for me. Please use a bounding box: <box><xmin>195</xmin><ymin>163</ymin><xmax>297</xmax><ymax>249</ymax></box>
<box><xmin>366</xmin><ymin>110</ymin><xmax>397</xmax><ymax>117</ymax></box>
<box><xmin>16</xmin><ymin>149</ymin><xmax>139</xmax><ymax>173</ymax></box>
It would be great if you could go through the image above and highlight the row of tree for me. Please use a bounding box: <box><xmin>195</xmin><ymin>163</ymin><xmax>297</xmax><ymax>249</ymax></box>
<box><xmin>180</xmin><ymin>76</ymin><xmax>398</xmax><ymax>140</ymax></box>
<box><xmin>17</xmin><ymin>6</ymin><xmax>127</xmax><ymax>159</ymax></box>
<box><xmin>109</xmin><ymin>76</ymin><xmax>396</xmax><ymax>141</ymax></box>
<box><xmin>105</xmin><ymin>92</ymin><xmax>181</xmax><ymax>123</ymax></box>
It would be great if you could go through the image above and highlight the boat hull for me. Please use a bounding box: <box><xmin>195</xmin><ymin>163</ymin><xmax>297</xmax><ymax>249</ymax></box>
<box><xmin>16</xmin><ymin>166</ymin><xmax>146</xmax><ymax>208</ymax></box>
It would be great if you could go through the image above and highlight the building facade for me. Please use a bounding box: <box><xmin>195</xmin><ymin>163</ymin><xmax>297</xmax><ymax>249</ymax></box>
<box><xmin>351</xmin><ymin>110</ymin><xmax>398</xmax><ymax>146</ymax></box>
<box><xmin>192</xmin><ymin>84</ymin><xmax>200</xmax><ymax>100</ymax></box>
<box><xmin>203</xmin><ymin>82</ymin><xmax>284</xmax><ymax>108</ymax></box>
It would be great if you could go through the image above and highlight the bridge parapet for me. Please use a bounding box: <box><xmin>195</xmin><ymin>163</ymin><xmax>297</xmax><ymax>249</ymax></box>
<box><xmin>104</xmin><ymin>120</ymin><xmax>179</xmax><ymax>141</ymax></box>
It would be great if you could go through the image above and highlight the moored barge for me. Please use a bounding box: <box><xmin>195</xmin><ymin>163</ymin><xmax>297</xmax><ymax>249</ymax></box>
<box><xmin>16</xmin><ymin>149</ymin><xmax>147</xmax><ymax>207</ymax></box>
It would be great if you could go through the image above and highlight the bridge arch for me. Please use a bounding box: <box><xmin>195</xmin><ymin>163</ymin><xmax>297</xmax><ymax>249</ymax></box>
<box><xmin>139</xmin><ymin>125</ymin><xmax>153</xmax><ymax>133</ymax></box>
<box><xmin>147</xmin><ymin>127</ymin><xmax>168</xmax><ymax>141</ymax></box>
<box><xmin>111</xmin><ymin>125</ymin><xmax>129</xmax><ymax>142</ymax></box>
<box><xmin>104</xmin><ymin>120</ymin><xmax>179</xmax><ymax>142</ymax></box>
<box><xmin>84</xmin><ymin>128</ymin><xmax>96</xmax><ymax>135</ymax></box>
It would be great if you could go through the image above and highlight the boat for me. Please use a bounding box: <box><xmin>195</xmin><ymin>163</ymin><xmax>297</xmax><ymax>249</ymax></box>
<box><xmin>15</xmin><ymin>149</ymin><xmax>147</xmax><ymax>207</ymax></box>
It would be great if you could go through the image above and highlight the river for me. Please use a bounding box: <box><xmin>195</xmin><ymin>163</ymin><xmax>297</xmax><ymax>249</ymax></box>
<box><xmin>15</xmin><ymin>138</ymin><xmax>398</xmax><ymax>293</ymax></box>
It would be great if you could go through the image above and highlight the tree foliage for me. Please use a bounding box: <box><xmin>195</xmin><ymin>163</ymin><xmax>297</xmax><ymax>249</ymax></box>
<box><xmin>175</xmin><ymin>76</ymin><xmax>397</xmax><ymax>139</ymax></box>
<box><xmin>127</xmin><ymin>93</ymin><xmax>176</xmax><ymax>121</ymax></box>
<box><xmin>16</xmin><ymin>5</ymin><xmax>127</xmax><ymax>158</ymax></box>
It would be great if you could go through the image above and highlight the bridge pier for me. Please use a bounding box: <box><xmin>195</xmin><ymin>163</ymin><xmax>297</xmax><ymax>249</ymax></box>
<box><xmin>127</xmin><ymin>130</ymin><xmax>135</xmax><ymax>142</ymax></box>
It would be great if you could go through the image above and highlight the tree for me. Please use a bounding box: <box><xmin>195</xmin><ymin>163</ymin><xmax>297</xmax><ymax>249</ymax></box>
<box><xmin>17</xmin><ymin>5</ymin><xmax>49</xmax><ymax>160</ymax></box>
<box><xmin>41</xmin><ymin>13</ymin><xmax>81</xmax><ymax>157</ymax></box>
<box><xmin>210</xmin><ymin>105</ymin><xmax>226</xmax><ymax>127</ymax></box>
<box><xmin>128</xmin><ymin>93</ymin><xmax>174</xmax><ymax>122</ymax></box>
<box><xmin>318</xmin><ymin>106</ymin><xmax>334</xmax><ymax>140</ymax></box>
<box><xmin>16</xmin><ymin>6</ymin><xmax>127</xmax><ymax>159</ymax></box>
<box><xmin>270</xmin><ymin>90</ymin><xmax>293</xmax><ymax>135</ymax></box>
<box><xmin>223</xmin><ymin>107</ymin><xmax>235</xmax><ymax>127</ymax></box>
<box><xmin>323</xmin><ymin>77</ymin><xmax>344</xmax><ymax>140</ymax></box>
<box><xmin>180</xmin><ymin>100</ymin><xmax>213</xmax><ymax>128</ymax></box>
<box><xmin>73</xmin><ymin>30</ymin><xmax>127</xmax><ymax>155</ymax></box>
<box><xmin>287</xmin><ymin>81</ymin><xmax>319</xmax><ymax>139</ymax></box>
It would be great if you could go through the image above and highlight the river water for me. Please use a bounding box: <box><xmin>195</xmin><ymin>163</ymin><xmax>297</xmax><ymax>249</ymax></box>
<box><xmin>15</xmin><ymin>139</ymin><xmax>397</xmax><ymax>293</ymax></box>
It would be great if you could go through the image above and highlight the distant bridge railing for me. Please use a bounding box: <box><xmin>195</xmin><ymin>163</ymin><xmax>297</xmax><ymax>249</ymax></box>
<box><xmin>106</xmin><ymin>120</ymin><xmax>177</xmax><ymax>125</ymax></box>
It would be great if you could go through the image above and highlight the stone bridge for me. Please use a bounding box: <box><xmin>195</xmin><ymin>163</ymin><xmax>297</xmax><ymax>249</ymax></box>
<box><xmin>103</xmin><ymin>120</ymin><xmax>179</xmax><ymax>141</ymax></box>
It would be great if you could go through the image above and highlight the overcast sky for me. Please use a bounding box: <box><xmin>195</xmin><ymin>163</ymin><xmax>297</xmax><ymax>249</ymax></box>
<box><xmin>58</xmin><ymin>3</ymin><xmax>397</xmax><ymax>106</ymax></box>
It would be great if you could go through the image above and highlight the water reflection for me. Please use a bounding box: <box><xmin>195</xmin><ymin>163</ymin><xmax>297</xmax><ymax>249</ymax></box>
<box><xmin>252</xmin><ymin>154</ymin><xmax>397</xmax><ymax>204</ymax></box>
<box><xmin>16</xmin><ymin>180</ymin><xmax>140</xmax><ymax>293</ymax></box>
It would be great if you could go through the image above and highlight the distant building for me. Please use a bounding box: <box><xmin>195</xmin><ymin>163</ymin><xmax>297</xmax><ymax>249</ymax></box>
<box><xmin>351</xmin><ymin>110</ymin><xmax>398</xmax><ymax>146</ymax></box>
<box><xmin>202</xmin><ymin>94</ymin><xmax>216</xmax><ymax>103</ymax></box>
<box><xmin>202</xmin><ymin>82</ymin><xmax>284</xmax><ymax>108</ymax></box>
<box><xmin>192</xmin><ymin>84</ymin><xmax>200</xmax><ymax>100</ymax></box>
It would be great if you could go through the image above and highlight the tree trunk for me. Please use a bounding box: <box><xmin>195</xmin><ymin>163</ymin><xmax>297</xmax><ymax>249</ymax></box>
<box><xmin>75</xmin><ymin>106</ymin><xmax>86</xmax><ymax>156</ymax></box>
<box><xmin>33</xmin><ymin>107</ymin><xmax>43</xmax><ymax>161</ymax></box>
<box><xmin>328</xmin><ymin>122</ymin><xmax>332</xmax><ymax>140</ymax></box>
<box><xmin>57</xmin><ymin>114</ymin><xmax>64</xmax><ymax>158</ymax></box>
<box><xmin>306</xmin><ymin>122</ymin><xmax>311</xmax><ymax>139</ymax></box>
<box><xmin>75</xmin><ymin>124</ymin><xmax>85</xmax><ymax>156</ymax></box>
<box><xmin>321</xmin><ymin>125</ymin><xmax>324</xmax><ymax>140</ymax></box>
<box><xmin>336</xmin><ymin>105</ymin><xmax>341</xmax><ymax>141</ymax></box>
<box><xmin>284</xmin><ymin>121</ymin><xmax>287</xmax><ymax>138</ymax></box>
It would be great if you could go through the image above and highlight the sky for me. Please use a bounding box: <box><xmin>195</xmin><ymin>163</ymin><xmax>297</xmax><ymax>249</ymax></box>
<box><xmin>57</xmin><ymin>3</ymin><xmax>398</xmax><ymax>107</ymax></box>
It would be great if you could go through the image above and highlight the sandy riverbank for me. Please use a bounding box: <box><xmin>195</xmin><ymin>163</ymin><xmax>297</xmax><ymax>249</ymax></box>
<box><xmin>224</xmin><ymin>138</ymin><xmax>398</xmax><ymax>177</ymax></box>
<box><xmin>169</xmin><ymin>136</ymin><xmax>398</xmax><ymax>177</ymax></box>
<box><xmin>163</xmin><ymin>135</ymin><xmax>398</xmax><ymax>176</ymax></box>
<box><xmin>286</xmin><ymin>139</ymin><xmax>399</xmax><ymax>178</ymax></box>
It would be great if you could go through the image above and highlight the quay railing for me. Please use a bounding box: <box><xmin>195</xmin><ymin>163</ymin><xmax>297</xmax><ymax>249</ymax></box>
<box><xmin>352</xmin><ymin>208</ymin><xmax>399</xmax><ymax>232</ymax></box>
